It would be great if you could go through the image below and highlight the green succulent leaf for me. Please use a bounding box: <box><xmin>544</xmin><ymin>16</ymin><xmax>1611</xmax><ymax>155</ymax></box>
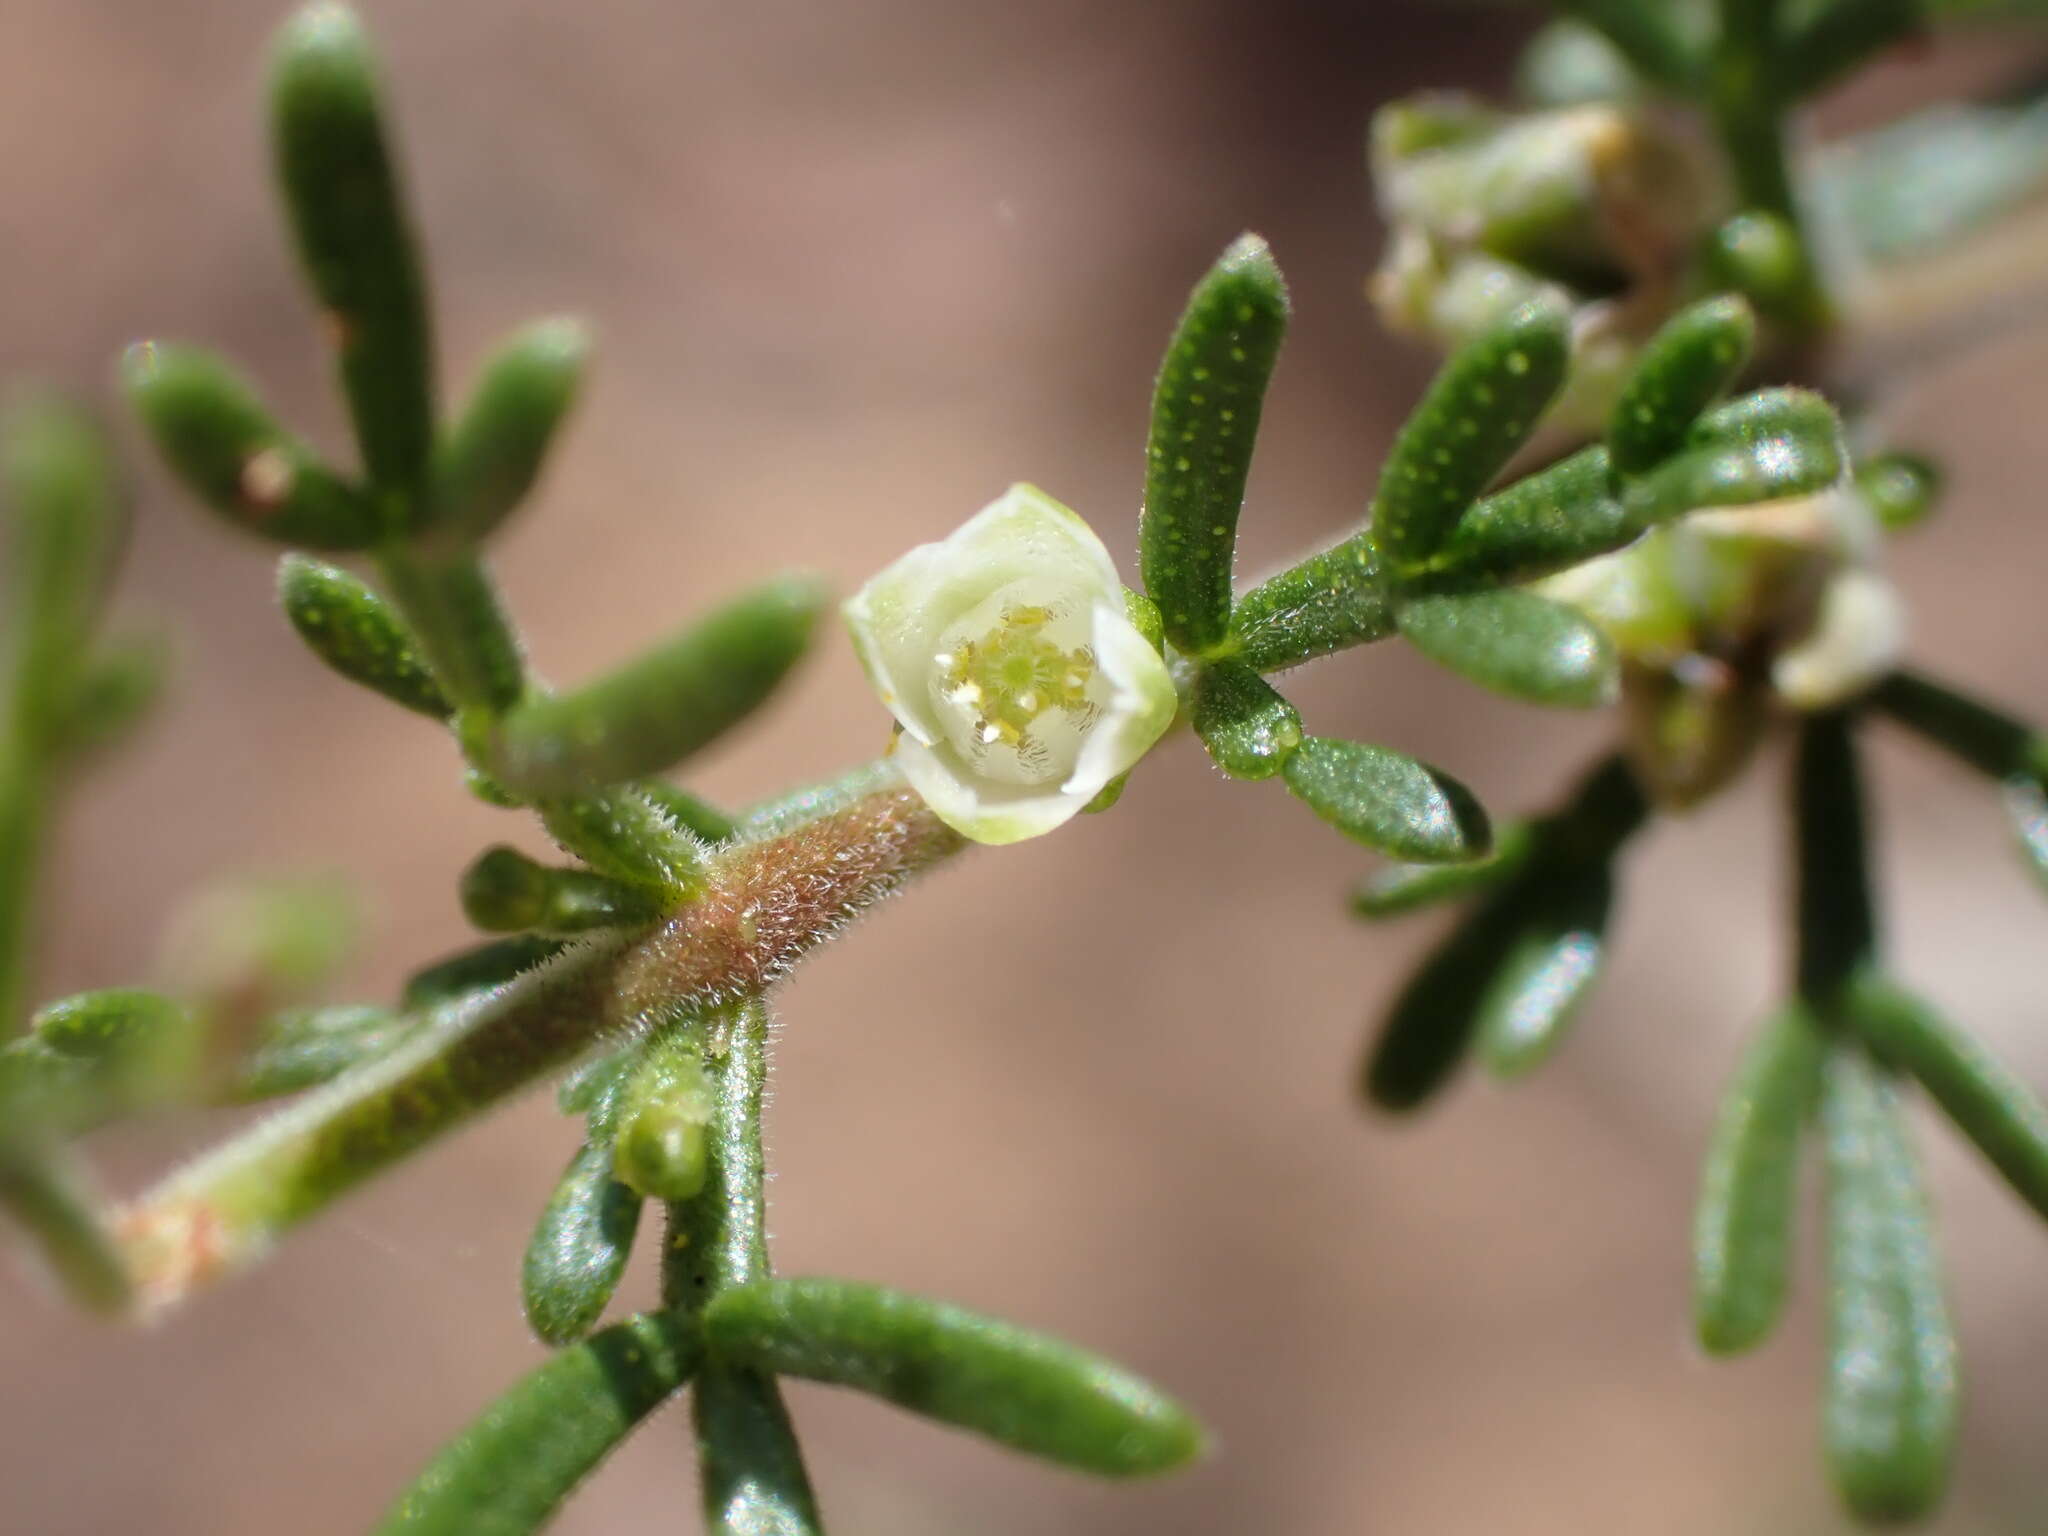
<box><xmin>1693</xmin><ymin>1002</ymin><xmax>1826</xmax><ymax>1356</ymax></box>
<box><xmin>536</xmin><ymin>789</ymin><xmax>709</xmax><ymax>897</ymax></box>
<box><xmin>1362</xmin><ymin>889</ymin><xmax>1522</xmax><ymax>1111</ymax></box>
<box><xmin>480</xmin><ymin>576</ymin><xmax>825</xmax><ymax>798</ymax></box>
<box><xmin>271</xmin><ymin>0</ymin><xmax>434</xmax><ymax>498</ymax></box>
<box><xmin>400</xmin><ymin>934</ymin><xmax>567</xmax><ymax>1009</ymax></box>
<box><xmin>1424</xmin><ymin>446</ymin><xmax>1630</xmax><ymax>589</ymax></box>
<box><xmin>459</xmin><ymin>846</ymin><xmax>665</xmax><ymax>935</ymax></box>
<box><xmin>1139</xmin><ymin>233</ymin><xmax>1290</xmax><ymax>656</ymax></box>
<box><xmin>1607</xmin><ymin>296</ymin><xmax>1756</xmax><ymax>475</ymax></box>
<box><xmin>1699</xmin><ymin>211</ymin><xmax>1818</xmax><ymax>330</ymax></box>
<box><xmin>703</xmin><ymin>1276</ymin><xmax>1206</xmax><ymax>1477</ymax></box>
<box><xmin>1283</xmin><ymin>736</ymin><xmax>1491</xmax><ymax>863</ymax></box>
<box><xmin>1191</xmin><ymin>659</ymin><xmax>1303</xmax><ymax>780</ymax></box>
<box><xmin>1362</xmin><ymin>753</ymin><xmax>1646</xmax><ymax>1107</ymax></box>
<box><xmin>1227</xmin><ymin>532</ymin><xmax>1395</xmax><ymax>673</ymax></box>
<box><xmin>1621</xmin><ymin>404</ymin><xmax>1846</xmax><ymax>528</ymax></box>
<box><xmin>233</xmin><ymin>1004</ymin><xmax>416</xmax><ymax>1100</ymax></box>
<box><xmin>1820</xmin><ymin>1045</ymin><xmax>1957</xmax><ymax>1526</ymax></box>
<box><xmin>1395</xmin><ymin>589</ymin><xmax>1617</xmax><ymax>709</ymax></box>
<box><xmin>1850</xmin><ymin>973</ymin><xmax>2048</xmax><ymax>1223</ymax></box>
<box><xmin>376</xmin><ymin>551</ymin><xmax>527</xmax><ymax>713</ymax></box>
<box><xmin>376</xmin><ymin>1309</ymin><xmax>698</xmax><ymax>1536</ymax></box>
<box><xmin>1351</xmin><ymin>822</ymin><xmax>1536</xmax><ymax>919</ymax></box>
<box><xmin>123</xmin><ymin>343</ymin><xmax>378</xmax><ymax>550</ymax></box>
<box><xmin>521</xmin><ymin>1140</ymin><xmax>643</xmax><ymax>1346</ymax></box>
<box><xmin>1374</xmin><ymin>299</ymin><xmax>1571</xmax><ymax>572</ymax></box>
<box><xmin>1473</xmin><ymin>861</ymin><xmax>1613</xmax><ymax>1078</ymax></box>
<box><xmin>279</xmin><ymin>554</ymin><xmax>451</xmax><ymax>718</ymax></box>
<box><xmin>427</xmin><ymin>317</ymin><xmax>589</xmax><ymax>549</ymax></box>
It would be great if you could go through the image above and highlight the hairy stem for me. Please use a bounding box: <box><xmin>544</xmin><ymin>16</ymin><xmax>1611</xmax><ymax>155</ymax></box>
<box><xmin>112</xmin><ymin>763</ymin><xmax>962</xmax><ymax>1315</ymax></box>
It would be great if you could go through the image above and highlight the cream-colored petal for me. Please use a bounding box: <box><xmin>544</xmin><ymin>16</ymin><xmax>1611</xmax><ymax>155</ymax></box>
<box><xmin>1065</xmin><ymin>599</ymin><xmax>1178</xmax><ymax>799</ymax></box>
<box><xmin>843</xmin><ymin>484</ymin><xmax>1121</xmax><ymax>746</ymax></box>
<box><xmin>947</xmin><ymin>483</ymin><xmax>1123</xmax><ymax>595</ymax></box>
<box><xmin>894</xmin><ymin>733</ymin><xmax>1087</xmax><ymax>845</ymax></box>
<box><xmin>1773</xmin><ymin>567</ymin><xmax>1905</xmax><ymax>708</ymax></box>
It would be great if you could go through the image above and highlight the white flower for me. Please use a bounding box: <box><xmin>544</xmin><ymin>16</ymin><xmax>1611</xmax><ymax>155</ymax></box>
<box><xmin>844</xmin><ymin>484</ymin><xmax>1177</xmax><ymax>845</ymax></box>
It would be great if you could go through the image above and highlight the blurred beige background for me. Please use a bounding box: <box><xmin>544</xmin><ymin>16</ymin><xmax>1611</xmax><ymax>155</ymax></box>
<box><xmin>6</xmin><ymin>1</ymin><xmax>2048</xmax><ymax>1532</ymax></box>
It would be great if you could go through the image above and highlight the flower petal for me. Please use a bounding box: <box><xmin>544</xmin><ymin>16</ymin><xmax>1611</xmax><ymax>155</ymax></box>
<box><xmin>894</xmin><ymin>734</ymin><xmax>1089</xmax><ymax>845</ymax></box>
<box><xmin>843</xmin><ymin>484</ymin><xmax>1120</xmax><ymax>746</ymax></box>
<box><xmin>1065</xmin><ymin>599</ymin><xmax>1178</xmax><ymax>799</ymax></box>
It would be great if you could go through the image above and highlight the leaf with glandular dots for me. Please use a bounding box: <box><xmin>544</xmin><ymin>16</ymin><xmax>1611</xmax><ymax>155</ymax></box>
<box><xmin>1139</xmin><ymin>234</ymin><xmax>1289</xmax><ymax>656</ymax></box>
<box><xmin>1373</xmin><ymin>299</ymin><xmax>1569</xmax><ymax>572</ymax></box>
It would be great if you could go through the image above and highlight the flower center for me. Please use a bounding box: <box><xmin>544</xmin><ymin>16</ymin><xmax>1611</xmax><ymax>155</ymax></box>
<box><xmin>929</xmin><ymin>591</ymin><xmax>1103</xmax><ymax>786</ymax></box>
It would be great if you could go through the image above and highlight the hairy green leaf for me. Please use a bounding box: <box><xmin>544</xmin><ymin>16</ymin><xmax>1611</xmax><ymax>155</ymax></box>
<box><xmin>1425</xmin><ymin>446</ymin><xmax>1630</xmax><ymax>588</ymax></box>
<box><xmin>521</xmin><ymin>1140</ymin><xmax>643</xmax><ymax>1346</ymax></box>
<box><xmin>1283</xmin><ymin>736</ymin><xmax>1491</xmax><ymax>863</ymax></box>
<box><xmin>1396</xmin><ymin>589</ymin><xmax>1616</xmax><ymax>709</ymax></box>
<box><xmin>1227</xmin><ymin>532</ymin><xmax>1394</xmax><ymax>672</ymax></box>
<box><xmin>459</xmin><ymin>846</ymin><xmax>664</xmax><ymax>935</ymax></box>
<box><xmin>1191</xmin><ymin>659</ymin><xmax>1303</xmax><ymax>780</ymax></box>
<box><xmin>537</xmin><ymin>788</ymin><xmax>709</xmax><ymax>897</ymax></box>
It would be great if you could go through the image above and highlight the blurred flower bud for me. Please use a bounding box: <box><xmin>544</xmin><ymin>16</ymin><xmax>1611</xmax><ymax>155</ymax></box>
<box><xmin>1370</xmin><ymin>94</ymin><xmax>1723</xmax><ymax>433</ymax></box>
<box><xmin>1539</xmin><ymin>476</ymin><xmax>1903</xmax><ymax>807</ymax></box>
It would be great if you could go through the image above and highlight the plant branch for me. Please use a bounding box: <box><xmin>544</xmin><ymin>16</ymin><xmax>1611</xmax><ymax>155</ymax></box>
<box><xmin>110</xmin><ymin>764</ymin><xmax>962</xmax><ymax>1315</ymax></box>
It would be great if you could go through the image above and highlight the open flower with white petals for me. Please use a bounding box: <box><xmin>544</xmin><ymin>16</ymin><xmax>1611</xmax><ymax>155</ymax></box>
<box><xmin>844</xmin><ymin>484</ymin><xmax>1178</xmax><ymax>845</ymax></box>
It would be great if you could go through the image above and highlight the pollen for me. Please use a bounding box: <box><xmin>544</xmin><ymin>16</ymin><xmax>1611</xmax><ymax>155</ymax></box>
<box><xmin>938</xmin><ymin>601</ymin><xmax>1098</xmax><ymax>764</ymax></box>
